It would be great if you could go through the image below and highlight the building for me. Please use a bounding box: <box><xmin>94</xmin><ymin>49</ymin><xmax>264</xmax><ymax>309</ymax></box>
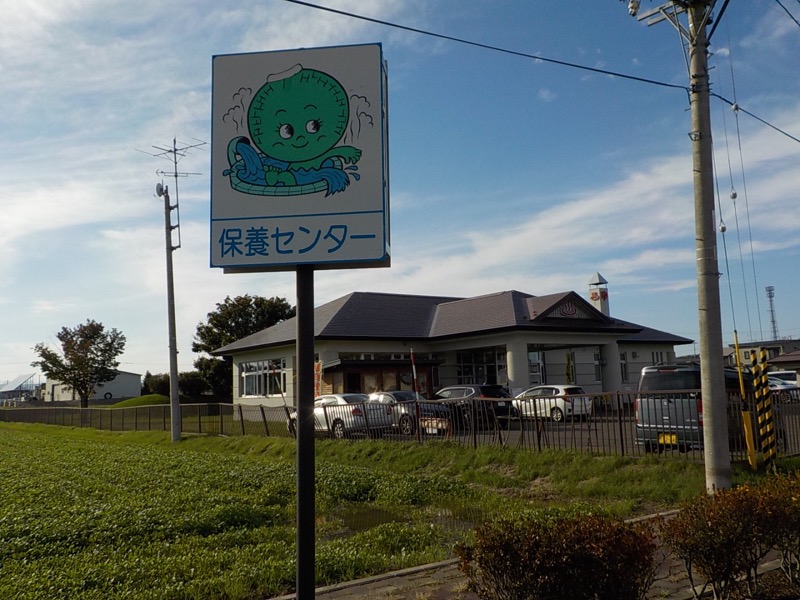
<box><xmin>45</xmin><ymin>370</ymin><xmax>142</xmax><ymax>403</ymax></box>
<box><xmin>214</xmin><ymin>276</ymin><xmax>692</xmax><ymax>407</ymax></box>
<box><xmin>725</xmin><ymin>339</ymin><xmax>800</xmax><ymax>368</ymax></box>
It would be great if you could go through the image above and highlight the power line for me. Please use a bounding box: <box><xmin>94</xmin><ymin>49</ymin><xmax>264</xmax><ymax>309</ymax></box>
<box><xmin>774</xmin><ymin>0</ymin><xmax>800</xmax><ymax>28</ymax></box>
<box><xmin>281</xmin><ymin>0</ymin><xmax>687</xmax><ymax>91</ymax></box>
<box><xmin>282</xmin><ymin>0</ymin><xmax>800</xmax><ymax>146</ymax></box>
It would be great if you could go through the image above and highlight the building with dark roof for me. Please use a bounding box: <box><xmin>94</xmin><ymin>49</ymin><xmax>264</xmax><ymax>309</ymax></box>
<box><xmin>214</xmin><ymin>275</ymin><xmax>692</xmax><ymax>406</ymax></box>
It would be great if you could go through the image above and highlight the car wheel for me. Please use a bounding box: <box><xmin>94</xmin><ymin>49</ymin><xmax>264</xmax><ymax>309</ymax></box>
<box><xmin>287</xmin><ymin>419</ymin><xmax>297</xmax><ymax>437</ymax></box>
<box><xmin>550</xmin><ymin>407</ymin><xmax>564</xmax><ymax>423</ymax></box>
<box><xmin>398</xmin><ymin>414</ymin><xmax>415</xmax><ymax>436</ymax></box>
<box><xmin>331</xmin><ymin>420</ymin><xmax>346</xmax><ymax>440</ymax></box>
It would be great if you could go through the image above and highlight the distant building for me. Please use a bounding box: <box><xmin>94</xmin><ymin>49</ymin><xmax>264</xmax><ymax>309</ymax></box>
<box><xmin>725</xmin><ymin>339</ymin><xmax>800</xmax><ymax>368</ymax></box>
<box><xmin>45</xmin><ymin>371</ymin><xmax>141</xmax><ymax>403</ymax></box>
<box><xmin>0</xmin><ymin>373</ymin><xmax>40</xmax><ymax>404</ymax></box>
<box><xmin>214</xmin><ymin>276</ymin><xmax>692</xmax><ymax>407</ymax></box>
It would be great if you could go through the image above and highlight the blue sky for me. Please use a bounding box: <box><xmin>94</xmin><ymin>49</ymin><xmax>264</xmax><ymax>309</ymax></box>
<box><xmin>1</xmin><ymin>0</ymin><xmax>799</xmax><ymax>385</ymax></box>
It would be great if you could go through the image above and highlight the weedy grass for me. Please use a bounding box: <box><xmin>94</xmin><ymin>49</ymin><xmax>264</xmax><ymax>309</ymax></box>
<box><xmin>0</xmin><ymin>423</ymin><xmax>784</xmax><ymax>599</ymax></box>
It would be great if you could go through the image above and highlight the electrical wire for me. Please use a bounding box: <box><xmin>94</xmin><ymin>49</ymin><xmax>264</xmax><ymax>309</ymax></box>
<box><xmin>774</xmin><ymin>0</ymin><xmax>800</xmax><ymax>28</ymax></box>
<box><xmin>722</xmin><ymin>27</ymin><xmax>765</xmax><ymax>342</ymax></box>
<box><xmin>280</xmin><ymin>0</ymin><xmax>688</xmax><ymax>91</ymax></box>
<box><xmin>281</xmin><ymin>0</ymin><xmax>800</xmax><ymax>147</ymax></box>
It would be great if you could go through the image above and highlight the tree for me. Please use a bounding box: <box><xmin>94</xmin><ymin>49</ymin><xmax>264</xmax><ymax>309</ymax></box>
<box><xmin>192</xmin><ymin>295</ymin><xmax>295</xmax><ymax>399</ymax></box>
<box><xmin>142</xmin><ymin>371</ymin><xmax>170</xmax><ymax>396</ymax></box>
<box><xmin>32</xmin><ymin>319</ymin><xmax>126</xmax><ymax>408</ymax></box>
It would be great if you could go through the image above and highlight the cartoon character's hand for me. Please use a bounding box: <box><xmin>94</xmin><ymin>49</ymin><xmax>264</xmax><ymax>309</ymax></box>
<box><xmin>335</xmin><ymin>146</ymin><xmax>362</xmax><ymax>164</ymax></box>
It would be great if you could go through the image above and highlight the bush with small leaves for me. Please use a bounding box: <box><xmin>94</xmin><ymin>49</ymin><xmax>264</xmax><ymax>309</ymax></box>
<box><xmin>455</xmin><ymin>514</ymin><xmax>658</xmax><ymax>600</ymax></box>
<box><xmin>660</xmin><ymin>484</ymin><xmax>789</xmax><ymax>599</ymax></box>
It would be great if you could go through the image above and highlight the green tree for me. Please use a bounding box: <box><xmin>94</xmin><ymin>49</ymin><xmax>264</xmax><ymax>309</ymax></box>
<box><xmin>142</xmin><ymin>371</ymin><xmax>170</xmax><ymax>396</ymax></box>
<box><xmin>32</xmin><ymin>319</ymin><xmax>126</xmax><ymax>408</ymax></box>
<box><xmin>192</xmin><ymin>295</ymin><xmax>295</xmax><ymax>399</ymax></box>
<box><xmin>178</xmin><ymin>370</ymin><xmax>207</xmax><ymax>398</ymax></box>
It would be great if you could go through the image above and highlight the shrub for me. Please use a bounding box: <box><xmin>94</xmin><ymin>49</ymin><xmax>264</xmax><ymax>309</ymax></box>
<box><xmin>659</xmin><ymin>484</ymin><xmax>788</xmax><ymax>599</ymax></box>
<box><xmin>455</xmin><ymin>514</ymin><xmax>658</xmax><ymax>600</ymax></box>
<box><xmin>761</xmin><ymin>472</ymin><xmax>800</xmax><ymax>584</ymax></box>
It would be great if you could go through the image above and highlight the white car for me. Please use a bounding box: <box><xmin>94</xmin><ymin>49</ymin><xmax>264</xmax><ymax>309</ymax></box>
<box><xmin>287</xmin><ymin>393</ymin><xmax>393</xmax><ymax>439</ymax></box>
<box><xmin>768</xmin><ymin>376</ymin><xmax>799</xmax><ymax>402</ymax></box>
<box><xmin>513</xmin><ymin>385</ymin><xmax>593</xmax><ymax>423</ymax></box>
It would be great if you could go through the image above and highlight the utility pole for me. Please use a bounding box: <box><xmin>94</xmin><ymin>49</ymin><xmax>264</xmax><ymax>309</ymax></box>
<box><xmin>626</xmin><ymin>0</ymin><xmax>731</xmax><ymax>491</ymax></box>
<box><xmin>140</xmin><ymin>138</ymin><xmax>205</xmax><ymax>443</ymax></box>
<box><xmin>156</xmin><ymin>182</ymin><xmax>182</xmax><ymax>442</ymax></box>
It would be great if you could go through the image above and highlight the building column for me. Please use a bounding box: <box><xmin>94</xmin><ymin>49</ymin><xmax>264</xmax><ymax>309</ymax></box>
<box><xmin>600</xmin><ymin>342</ymin><xmax>622</xmax><ymax>392</ymax></box>
<box><xmin>505</xmin><ymin>341</ymin><xmax>530</xmax><ymax>396</ymax></box>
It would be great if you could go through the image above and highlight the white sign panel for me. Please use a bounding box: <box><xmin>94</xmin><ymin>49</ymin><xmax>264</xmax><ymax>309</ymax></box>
<box><xmin>211</xmin><ymin>44</ymin><xmax>389</xmax><ymax>271</ymax></box>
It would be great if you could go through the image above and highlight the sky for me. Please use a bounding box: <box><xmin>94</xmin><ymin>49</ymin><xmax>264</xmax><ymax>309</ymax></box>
<box><xmin>1</xmin><ymin>0</ymin><xmax>799</xmax><ymax>386</ymax></box>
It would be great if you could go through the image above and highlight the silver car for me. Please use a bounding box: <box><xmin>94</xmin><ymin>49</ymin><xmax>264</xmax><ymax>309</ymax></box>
<box><xmin>367</xmin><ymin>390</ymin><xmax>452</xmax><ymax>436</ymax></box>
<box><xmin>288</xmin><ymin>393</ymin><xmax>392</xmax><ymax>439</ymax></box>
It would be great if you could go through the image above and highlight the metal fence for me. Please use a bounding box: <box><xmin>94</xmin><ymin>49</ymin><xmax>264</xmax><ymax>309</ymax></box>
<box><xmin>1</xmin><ymin>389</ymin><xmax>798</xmax><ymax>461</ymax></box>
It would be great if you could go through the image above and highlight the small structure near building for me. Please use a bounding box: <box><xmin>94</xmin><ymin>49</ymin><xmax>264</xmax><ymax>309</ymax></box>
<box><xmin>45</xmin><ymin>370</ymin><xmax>142</xmax><ymax>403</ymax></box>
<box><xmin>0</xmin><ymin>373</ymin><xmax>40</xmax><ymax>405</ymax></box>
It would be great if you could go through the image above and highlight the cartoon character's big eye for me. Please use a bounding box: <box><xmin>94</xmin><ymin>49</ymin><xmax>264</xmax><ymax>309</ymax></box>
<box><xmin>306</xmin><ymin>120</ymin><xmax>321</xmax><ymax>134</ymax></box>
<box><xmin>279</xmin><ymin>124</ymin><xmax>294</xmax><ymax>139</ymax></box>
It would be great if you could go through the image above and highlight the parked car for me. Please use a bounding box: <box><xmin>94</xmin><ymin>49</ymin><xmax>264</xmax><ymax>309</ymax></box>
<box><xmin>512</xmin><ymin>385</ymin><xmax>593</xmax><ymax>422</ymax></box>
<box><xmin>429</xmin><ymin>384</ymin><xmax>517</xmax><ymax>428</ymax></box>
<box><xmin>634</xmin><ymin>363</ymin><xmax>760</xmax><ymax>453</ymax></box>
<box><xmin>287</xmin><ymin>393</ymin><xmax>392</xmax><ymax>439</ymax></box>
<box><xmin>769</xmin><ymin>370</ymin><xmax>798</xmax><ymax>387</ymax></box>
<box><xmin>367</xmin><ymin>390</ymin><xmax>452</xmax><ymax>435</ymax></box>
<box><xmin>768</xmin><ymin>376</ymin><xmax>798</xmax><ymax>402</ymax></box>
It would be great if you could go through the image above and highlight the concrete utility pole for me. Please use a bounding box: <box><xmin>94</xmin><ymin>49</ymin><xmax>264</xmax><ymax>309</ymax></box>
<box><xmin>156</xmin><ymin>182</ymin><xmax>182</xmax><ymax>443</ymax></box>
<box><xmin>626</xmin><ymin>0</ymin><xmax>731</xmax><ymax>491</ymax></box>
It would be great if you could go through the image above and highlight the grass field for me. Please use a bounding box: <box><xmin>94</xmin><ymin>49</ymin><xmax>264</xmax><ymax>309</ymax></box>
<box><xmin>0</xmin><ymin>422</ymin><xmax>793</xmax><ymax>599</ymax></box>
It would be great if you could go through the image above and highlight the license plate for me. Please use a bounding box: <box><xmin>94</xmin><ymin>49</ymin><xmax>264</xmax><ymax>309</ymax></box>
<box><xmin>421</xmin><ymin>418</ymin><xmax>449</xmax><ymax>431</ymax></box>
<box><xmin>497</xmin><ymin>402</ymin><xmax>506</xmax><ymax>406</ymax></box>
<box><xmin>658</xmin><ymin>433</ymin><xmax>678</xmax><ymax>445</ymax></box>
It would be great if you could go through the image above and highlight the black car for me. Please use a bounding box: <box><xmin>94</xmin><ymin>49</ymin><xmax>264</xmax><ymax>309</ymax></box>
<box><xmin>367</xmin><ymin>391</ymin><xmax>452</xmax><ymax>435</ymax></box>
<box><xmin>430</xmin><ymin>384</ymin><xmax>517</xmax><ymax>429</ymax></box>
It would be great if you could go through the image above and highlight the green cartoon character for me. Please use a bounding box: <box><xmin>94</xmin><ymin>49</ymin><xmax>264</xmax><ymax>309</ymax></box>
<box><xmin>224</xmin><ymin>65</ymin><xmax>362</xmax><ymax>196</ymax></box>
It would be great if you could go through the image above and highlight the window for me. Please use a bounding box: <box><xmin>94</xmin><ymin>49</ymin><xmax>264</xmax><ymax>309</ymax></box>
<box><xmin>527</xmin><ymin>348</ymin><xmax>545</xmax><ymax>385</ymax></box>
<box><xmin>620</xmin><ymin>352</ymin><xmax>629</xmax><ymax>383</ymax></box>
<box><xmin>239</xmin><ymin>359</ymin><xmax>286</xmax><ymax>397</ymax></box>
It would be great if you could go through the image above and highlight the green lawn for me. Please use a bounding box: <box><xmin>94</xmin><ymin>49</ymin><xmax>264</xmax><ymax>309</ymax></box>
<box><xmin>0</xmin><ymin>423</ymin><xmax>793</xmax><ymax>599</ymax></box>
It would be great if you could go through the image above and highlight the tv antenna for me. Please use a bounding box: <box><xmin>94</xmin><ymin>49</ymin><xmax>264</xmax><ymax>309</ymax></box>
<box><xmin>137</xmin><ymin>137</ymin><xmax>206</xmax><ymax>249</ymax></box>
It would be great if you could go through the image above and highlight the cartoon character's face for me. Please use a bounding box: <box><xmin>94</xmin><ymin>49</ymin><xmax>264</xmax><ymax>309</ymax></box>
<box><xmin>248</xmin><ymin>68</ymin><xmax>349</xmax><ymax>164</ymax></box>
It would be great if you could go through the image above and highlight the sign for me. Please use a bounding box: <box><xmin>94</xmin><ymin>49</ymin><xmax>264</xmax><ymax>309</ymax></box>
<box><xmin>210</xmin><ymin>44</ymin><xmax>389</xmax><ymax>271</ymax></box>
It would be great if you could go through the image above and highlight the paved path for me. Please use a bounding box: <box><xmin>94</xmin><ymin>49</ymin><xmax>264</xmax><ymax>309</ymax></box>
<box><xmin>269</xmin><ymin>553</ymin><xmax>784</xmax><ymax>600</ymax></box>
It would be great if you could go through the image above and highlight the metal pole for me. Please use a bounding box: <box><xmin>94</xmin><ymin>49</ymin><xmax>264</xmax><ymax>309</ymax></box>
<box><xmin>688</xmin><ymin>2</ymin><xmax>731</xmax><ymax>491</ymax></box>
<box><xmin>296</xmin><ymin>265</ymin><xmax>315</xmax><ymax>599</ymax></box>
<box><xmin>161</xmin><ymin>185</ymin><xmax>182</xmax><ymax>442</ymax></box>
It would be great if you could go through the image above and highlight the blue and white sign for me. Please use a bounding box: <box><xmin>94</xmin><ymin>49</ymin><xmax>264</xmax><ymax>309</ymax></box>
<box><xmin>211</xmin><ymin>43</ymin><xmax>389</xmax><ymax>271</ymax></box>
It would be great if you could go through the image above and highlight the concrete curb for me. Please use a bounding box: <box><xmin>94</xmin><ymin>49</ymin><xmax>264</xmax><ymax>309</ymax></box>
<box><xmin>268</xmin><ymin>558</ymin><xmax>461</xmax><ymax>600</ymax></box>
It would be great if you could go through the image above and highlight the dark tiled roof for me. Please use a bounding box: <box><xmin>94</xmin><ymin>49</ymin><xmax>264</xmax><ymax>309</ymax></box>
<box><xmin>613</xmin><ymin>318</ymin><xmax>693</xmax><ymax>345</ymax></box>
<box><xmin>213</xmin><ymin>290</ymin><xmax>660</xmax><ymax>355</ymax></box>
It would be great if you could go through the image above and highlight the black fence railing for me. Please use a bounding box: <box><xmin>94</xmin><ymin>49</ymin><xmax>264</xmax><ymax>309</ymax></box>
<box><xmin>1</xmin><ymin>389</ymin><xmax>798</xmax><ymax>461</ymax></box>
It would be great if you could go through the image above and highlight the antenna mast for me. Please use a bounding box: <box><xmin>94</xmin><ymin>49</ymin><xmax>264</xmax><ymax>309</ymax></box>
<box><xmin>766</xmin><ymin>286</ymin><xmax>779</xmax><ymax>340</ymax></box>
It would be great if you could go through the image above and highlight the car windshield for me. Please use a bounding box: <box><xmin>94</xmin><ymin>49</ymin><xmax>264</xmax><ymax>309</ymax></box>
<box><xmin>563</xmin><ymin>387</ymin><xmax>586</xmax><ymax>395</ymax></box>
<box><xmin>639</xmin><ymin>370</ymin><xmax>699</xmax><ymax>391</ymax></box>
<box><xmin>771</xmin><ymin>372</ymin><xmax>796</xmax><ymax>383</ymax></box>
<box><xmin>343</xmin><ymin>394</ymin><xmax>369</xmax><ymax>403</ymax></box>
<box><xmin>478</xmin><ymin>386</ymin><xmax>511</xmax><ymax>398</ymax></box>
<box><xmin>389</xmin><ymin>391</ymin><xmax>419</xmax><ymax>402</ymax></box>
